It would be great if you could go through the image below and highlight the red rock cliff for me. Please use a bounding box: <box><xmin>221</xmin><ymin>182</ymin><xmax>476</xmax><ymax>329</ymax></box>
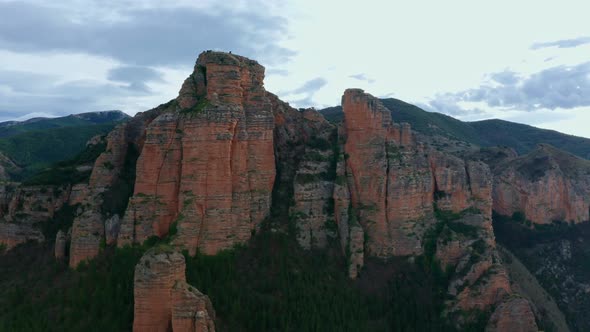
<box><xmin>337</xmin><ymin>89</ymin><xmax>525</xmax><ymax>328</ymax></box>
<box><xmin>118</xmin><ymin>51</ymin><xmax>275</xmax><ymax>255</ymax></box>
<box><xmin>133</xmin><ymin>248</ymin><xmax>215</xmax><ymax>332</ymax></box>
<box><xmin>492</xmin><ymin>144</ymin><xmax>590</xmax><ymax>224</ymax></box>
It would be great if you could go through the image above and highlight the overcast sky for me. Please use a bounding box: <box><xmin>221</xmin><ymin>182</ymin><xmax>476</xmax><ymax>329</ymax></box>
<box><xmin>0</xmin><ymin>0</ymin><xmax>589</xmax><ymax>138</ymax></box>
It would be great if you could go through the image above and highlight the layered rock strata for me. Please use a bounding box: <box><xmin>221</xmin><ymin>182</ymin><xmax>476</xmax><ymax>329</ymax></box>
<box><xmin>118</xmin><ymin>51</ymin><xmax>275</xmax><ymax>255</ymax></box>
<box><xmin>491</xmin><ymin>144</ymin><xmax>590</xmax><ymax>224</ymax></box>
<box><xmin>133</xmin><ymin>248</ymin><xmax>215</xmax><ymax>332</ymax></box>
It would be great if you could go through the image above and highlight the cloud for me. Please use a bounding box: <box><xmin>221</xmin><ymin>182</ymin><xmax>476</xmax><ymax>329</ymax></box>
<box><xmin>282</xmin><ymin>77</ymin><xmax>328</xmax><ymax>108</ymax></box>
<box><xmin>0</xmin><ymin>70</ymin><xmax>152</xmax><ymax>117</ymax></box>
<box><xmin>0</xmin><ymin>0</ymin><xmax>295</xmax><ymax>120</ymax></box>
<box><xmin>107</xmin><ymin>65</ymin><xmax>163</xmax><ymax>92</ymax></box>
<box><xmin>426</xmin><ymin>62</ymin><xmax>590</xmax><ymax>115</ymax></box>
<box><xmin>291</xmin><ymin>78</ymin><xmax>327</xmax><ymax>94</ymax></box>
<box><xmin>531</xmin><ymin>36</ymin><xmax>590</xmax><ymax>50</ymax></box>
<box><xmin>489</xmin><ymin>70</ymin><xmax>520</xmax><ymax>85</ymax></box>
<box><xmin>0</xmin><ymin>1</ymin><xmax>294</xmax><ymax>67</ymax></box>
<box><xmin>349</xmin><ymin>73</ymin><xmax>376</xmax><ymax>84</ymax></box>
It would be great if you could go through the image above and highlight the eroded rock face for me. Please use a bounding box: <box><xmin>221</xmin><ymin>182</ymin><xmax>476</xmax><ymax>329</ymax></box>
<box><xmin>0</xmin><ymin>184</ymin><xmax>68</xmax><ymax>250</ymax></box>
<box><xmin>486</xmin><ymin>297</ymin><xmax>538</xmax><ymax>332</ymax></box>
<box><xmin>0</xmin><ymin>223</ymin><xmax>44</xmax><ymax>250</ymax></box>
<box><xmin>336</xmin><ymin>89</ymin><xmax>519</xmax><ymax>323</ymax></box>
<box><xmin>119</xmin><ymin>51</ymin><xmax>275</xmax><ymax>255</ymax></box>
<box><xmin>172</xmin><ymin>281</ymin><xmax>216</xmax><ymax>332</ymax></box>
<box><xmin>55</xmin><ymin>230</ymin><xmax>67</xmax><ymax>260</ymax></box>
<box><xmin>69</xmin><ymin>106</ymin><xmax>163</xmax><ymax>267</ymax></box>
<box><xmin>492</xmin><ymin>144</ymin><xmax>590</xmax><ymax>224</ymax></box>
<box><xmin>133</xmin><ymin>248</ymin><xmax>215</xmax><ymax>332</ymax></box>
<box><xmin>341</xmin><ymin>89</ymin><xmax>432</xmax><ymax>258</ymax></box>
<box><xmin>0</xmin><ymin>185</ymin><xmax>71</xmax><ymax>224</ymax></box>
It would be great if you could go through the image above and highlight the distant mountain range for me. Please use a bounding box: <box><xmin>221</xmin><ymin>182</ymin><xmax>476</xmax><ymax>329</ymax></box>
<box><xmin>320</xmin><ymin>98</ymin><xmax>590</xmax><ymax>159</ymax></box>
<box><xmin>0</xmin><ymin>110</ymin><xmax>130</xmax><ymax>181</ymax></box>
<box><xmin>0</xmin><ymin>110</ymin><xmax>129</xmax><ymax>137</ymax></box>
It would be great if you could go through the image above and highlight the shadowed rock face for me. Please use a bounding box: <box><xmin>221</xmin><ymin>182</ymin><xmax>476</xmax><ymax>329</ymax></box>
<box><xmin>0</xmin><ymin>184</ymin><xmax>72</xmax><ymax>250</ymax></box>
<box><xmin>118</xmin><ymin>51</ymin><xmax>275</xmax><ymax>255</ymax></box>
<box><xmin>491</xmin><ymin>144</ymin><xmax>590</xmax><ymax>224</ymax></box>
<box><xmin>69</xmin><ymin>107</ymin><xmax>162</xmax><ymax>267</ymax></box>
<box><xmin>486</xmin><ymin>297</ymin><xmax>538</xmax><ymax>332</ymax></box>
<box><xmin>133</xmin><ymin>248</ymin><xmax>215</xmax><ymax>332</ymax></box>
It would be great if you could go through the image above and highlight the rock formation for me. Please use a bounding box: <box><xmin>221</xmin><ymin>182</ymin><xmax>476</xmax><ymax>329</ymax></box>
<box><xmin>0</xmin><ymin>222</ymin><xmax>44</xmax><ymax>250</ymax></box>
<box><xmin>333</xmin><ymin>89</ymin><xmax>532</xmax><ymax>329</ymax></box>
<box><xmin>491</xmin><ymin>144</ymin><xmax>590</xmax><ymax>224</ymax></box>
<box><xmin>55</xmin><ymin>230</ymin><xmax>67</xmax><ymax>260</ymax></box>
<box><xmin>486</xmin><ymin>297</ymin><xmax>539</xmax><ymax>332</ymax></box>
<box><xmin>133</xmin><ymin>248</ymin><xmax>215</xmax><ymax>332</ymax></box>
<box><xmin>118</xmin><ymin>51</ymin><xmax>275</xmax><ymax>255</ymax></box>
<box><xmin>69</xmin><ymin>105</ymin><xmax>162</xmax><ymax>267</ymax></box>
<box><xmin>0</xmin><ymin>50</ymin><xmax>542</xmax><ymax>328</ymax></box>
<box><xmin>0</xmin><ymin>184</ymin><xmax>70</xmax><ymax>250</ymax></box>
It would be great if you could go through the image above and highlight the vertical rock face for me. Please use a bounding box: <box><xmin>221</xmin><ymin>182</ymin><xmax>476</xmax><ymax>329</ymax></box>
<box><xmin>337</xmin><ymin>89</ymin><xmax>524</xmax><ymax>325</ymax></box>
<box><xmin>55</xmin><ymin>230</ymin><xmax>67</xmax><ymax>260</ymax></box>
<box><xmin>340</xmin><ymin>89</ymin><xmax>435</xmax><ymax>258</ymax></box>
<box><xmin>133</xmin><ymin>248</ymin><xmax>215</xmax><ymax>332</ymax></box>
<box><xmin>171</xmin><ymin>281</ymin><xmax>216</xmax><ymax>332</ymax></box>
<box><xmin>134</xmin><ymin>249</ymin><xmax>186</xmax><ymax>331</ymax></box>
<box><xmin>486</xmin><ymin>297</ymin><xmax>539</xmax><ymax>332</ymax></box>
<box><xmin>492</xmin><ymin>144</ymin><xmax>590</xmax><ymax>224</ymax></box>
<box><xmin>119</xmin><ymin>51</ymin><xmax>275</xmax><ymax>255</ymax></box>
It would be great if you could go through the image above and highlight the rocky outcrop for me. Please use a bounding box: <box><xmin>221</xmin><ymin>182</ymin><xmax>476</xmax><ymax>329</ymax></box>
<box><xmin>133</xmin><ymin>248</ymin><xmax>215</xmax><ymax>332</ymax></box>
<box><xmin>492</xmin><ymin>144</ymin><xmax>590</xmax><ymax>224</ymax></box>
<box><xmin>486</xmin><ymin>297</ymin><xmax>538</xmax><ymax>332</ymax></box>
<box><xmin>172</xmin><ymin>281</ymin><xmax>216</xmax><ymax>332</ymax></box>
<box><xmin>69</xmin><ymin>105</ymin><xmax>163</xmax><ymax>267</ymax></box>
<box><xmin>0</xmin><ymin>184</ymin><xmax>70</xmax><ymax>251</ymax></box>
<box><xmin>336</xmin><ymin>89</ymin><xmax>522</xmax><ymax>325</ymax></box>
<box><xmin>0</xmin><ymin>185</ymin><xmax>71</xmax><ymax>224</ymax></box>
<box><xmin>119</xmin><ymin>51</ymin><xmax>275</xmax><ymax>255</ymax></box>
<box><xmin>55</xmin><ymin>230</ymin><xmax>68</xmax><ymax>260</ymax></box>
<box><xmin>0</xmin><ymin>222</ymin><xmax>44</xmax><ymax>250</ymax></box>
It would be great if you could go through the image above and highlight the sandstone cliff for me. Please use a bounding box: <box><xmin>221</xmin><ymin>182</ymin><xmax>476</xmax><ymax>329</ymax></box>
<box><xmin>335</xmin><ymin>89</ymin><xmax>535</xmax><ymax>328</ymax></box>
<box><xmin>491</xmin><ymin>144</ymin><xmax>590</xmax><ymax>224</ymax></box>
<box><xmin>134</xmin><ymin>248</ymin><xmax>215</xmax><ymax>332</ymax></box>
<box><xmin>118</xmin><ymin>51</ymin><xmax>275</xmax><ymax>256</ymax></box>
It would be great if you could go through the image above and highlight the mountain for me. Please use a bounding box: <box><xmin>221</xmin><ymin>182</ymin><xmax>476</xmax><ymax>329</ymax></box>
<box><xmin>320</xmin><ymin>99</ymin><xmax>590</xmax><ymax>159</ymax></box>
<box><xmin>0</xmin><ymin>111</ymin><xmax>130</xmax><ymax>181</ymax></box>
<box><xmin>0</xmin><ymin>110</ymin><xmax>129</xmax><ymax>138</ymax></box>
<box><xmin>1</xmin><ymin>51</ymin><xmax>586</xmax><ymax>332</ymax></box>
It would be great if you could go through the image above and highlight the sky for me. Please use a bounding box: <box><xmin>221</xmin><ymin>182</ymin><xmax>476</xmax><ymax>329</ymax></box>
<box><xmin>0</xmin><ymin>0</ymin><xmax>589</xmax><ymax>138</ymax></box>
